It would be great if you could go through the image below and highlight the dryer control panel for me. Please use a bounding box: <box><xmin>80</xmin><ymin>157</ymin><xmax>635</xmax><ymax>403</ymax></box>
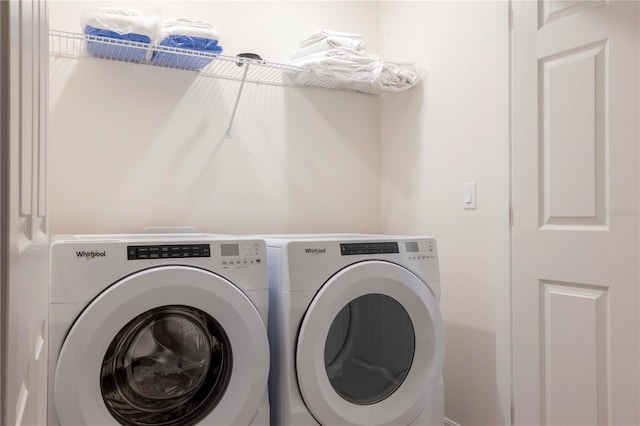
<box><xmin>338</xmin><ymin>240</ymin><xmax>436</xmax><ymax>261</ymax></box>
<box><xmin>404</xmin><ymin>239</ymin><xmax>437</xmax><ymax>261</ymax></box>
<box><xmin>340</xmin><ymin>242</ymin><xmax>399</xmax><ymax>256</ymax></box>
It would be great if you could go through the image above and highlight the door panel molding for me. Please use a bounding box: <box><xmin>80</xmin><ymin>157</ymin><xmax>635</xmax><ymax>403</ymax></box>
<box><xmin>538</xmin><ymin>40</ymin><xmax>608</xmax><ymax>229</ymax></box>
<box><xmin>539</xmin><ymin>0</ymin><xmax>608</xmax><ymax>29</ymax></box>
<box><xmin>540</xmin><ymin>280</ymin><xmax>609</xmax><ymax>425</ymax></box>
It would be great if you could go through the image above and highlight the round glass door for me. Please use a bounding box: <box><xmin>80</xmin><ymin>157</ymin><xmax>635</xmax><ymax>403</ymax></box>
<box><xmin>296</xmin><ymin>260</ymin><xmax>444</xmax><ymax>426</ymax></box>
<box><xmin>100</xmin><ymin>305</ymin><xmax>232</xmax><ymax>426</ymax></box>
<box><xmin>54</xmin><ymin>265</ymin><xmax>269</xmax><ymax>426</ymax></box>
<box><xmin>324</xmin><ymin>294</ymin><xmax>415</xmax><ymax>405</ymax></box>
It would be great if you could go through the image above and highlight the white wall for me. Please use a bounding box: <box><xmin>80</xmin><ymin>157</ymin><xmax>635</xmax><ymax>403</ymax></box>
<box><xmin>379</xmin><ymin>2</ymin><xmax>500</xmax><ymax>425</ymax></box>
<box><xmin>49</xmin><ymin>1</ymin><xmax>381</xmax><ymax>234</ymax></box>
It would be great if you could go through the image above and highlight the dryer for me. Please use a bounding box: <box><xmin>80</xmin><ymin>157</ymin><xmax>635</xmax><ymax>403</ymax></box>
<box><xmin>48</xmin><ymin>234</ymin><xmax>270</xmax><ymax>426</ymax></box>
<box><xmin>265</xmin><ymin>234</ymin><xmax>444</xmax><ymax>426</ymax></box>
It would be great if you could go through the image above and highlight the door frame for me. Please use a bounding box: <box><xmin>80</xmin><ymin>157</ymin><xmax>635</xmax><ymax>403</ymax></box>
<box><xmin>496</xmin><ymin>1</ymin><xmax>513</xmax><ymax>425</ymax></box>
<box><xmin>0</xmin><ymin>1</ymin><xmax>6</xmax><ymax>420</ymax></box>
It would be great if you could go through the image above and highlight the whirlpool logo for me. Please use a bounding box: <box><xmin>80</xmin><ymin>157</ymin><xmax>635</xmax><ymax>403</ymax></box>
<box><xmin>304</xmin><ymin>248</ymin><xmax>326</xmax><ymax>255</ymax></box>
<box><xmin>76</xmin><ymin>250</ymin><xmax>106</xmax><ymax>260</ymax></box>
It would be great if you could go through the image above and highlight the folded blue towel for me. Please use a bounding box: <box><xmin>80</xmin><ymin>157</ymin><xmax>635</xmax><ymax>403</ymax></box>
<box><xmin>84</xmin><ymin>25</ymin><xmax>151</xmax><ymax>43</ymax></box>
<box><xmin>84</xmin><ymin>25</ymin><xmax>151</xmax><ymax>62</ymax></box>
<box><xmin>151</xmin><ymin>35</ymin><xmax>223</xmax><ymax>71</ymax></box>
<box><xmin>159</xmin><ymin>35</ymin><xmax>223</xmax><ymax>53</ymax></box>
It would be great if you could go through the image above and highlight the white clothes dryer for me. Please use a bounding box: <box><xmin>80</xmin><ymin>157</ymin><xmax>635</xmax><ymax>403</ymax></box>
<box><xmin>48</xmin><ymin>234</ymin><xmax>270</xmax><ymax>426</ymax></box>
<box><xmin>264</xmin><ymin>235</ymin><xmax>444</xmax><ymax>426</ymax></box>
<box><xmin>265</xmin><ymin>234</ymin><xmax>445</xmax><ymax>426</ymax></box>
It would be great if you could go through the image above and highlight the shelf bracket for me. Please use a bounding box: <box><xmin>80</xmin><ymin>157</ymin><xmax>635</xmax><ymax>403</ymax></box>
<box><xmin>226</xmin><ymin>53</ymin><xmax>263</xmax><ymax>139</ymax></box>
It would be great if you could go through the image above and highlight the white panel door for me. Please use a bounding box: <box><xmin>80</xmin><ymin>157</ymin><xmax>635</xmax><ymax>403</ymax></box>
<box><xmin>512</xmin><ymin>1</ymin><xmax>639</xmax><ymax>425</ymax></box>
<box><xmin>1</xmin><ymin>1</ymin><xmax>49</xmax><ymax>425</ymax></box>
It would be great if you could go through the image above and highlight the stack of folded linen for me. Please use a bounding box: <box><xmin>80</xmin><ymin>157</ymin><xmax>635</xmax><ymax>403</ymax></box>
<box><xmin>374</xmin><ymin>61</ymin><xmax>426</xmax><ymax>92</ymax></box>
<box><xmin>151</xmin><ymin>18</ymin><xmax>223</xmax><ymax>71</ymax></box>
<box><xmin>290</xmin><ymin>29</ymin><xmax>426</xmax><ymax>92</ymax></box>
<box><xmin>82</xmin><ymin>7</ymin><xmax>158</xmax><ymax>63</ymax></box>
<box><xmin>289</xmin><ymin>30</ymin><xmax>380</xmax><ymax>83</ymax></box>
<box><xmin>291</xmin><ymin>49</ymin><xmax>381</xmax><ymax>83</ymax></box>
<box><xmin>293</xmin><ymin>30</ymin><xmax>367</xmax><ymax>59</ymax></box>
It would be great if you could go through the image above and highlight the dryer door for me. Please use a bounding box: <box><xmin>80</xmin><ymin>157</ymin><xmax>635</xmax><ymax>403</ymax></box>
<box><xmin>296</xmin><ymin>260</ymin><xmax>444</xmax><ymax>426</ymax></box>
<box><xmin>54</xmin><ymin>266</ymin><xmax>269</xmax><ymax>426</ymax></box>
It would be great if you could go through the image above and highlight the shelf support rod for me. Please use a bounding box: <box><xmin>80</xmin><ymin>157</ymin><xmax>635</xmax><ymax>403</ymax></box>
<box><xmin>225</xmin><ymin>64</ymin><xmax>250</xmax><ymax>139</ymax></box>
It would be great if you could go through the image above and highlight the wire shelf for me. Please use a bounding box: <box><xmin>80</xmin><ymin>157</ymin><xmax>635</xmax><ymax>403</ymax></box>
<box><xmin>49</xmin><ymin>29</ymin><xmax>382</xmax><ymax>95</ymax></box>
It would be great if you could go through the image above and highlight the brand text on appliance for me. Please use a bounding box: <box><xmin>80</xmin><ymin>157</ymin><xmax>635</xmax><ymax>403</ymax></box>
<box><xmin>304</xmin><ymin>248</ymin><xmax>326</xmax><ymax>255</ymax></box>
<box><xmin>76</xmin><ymin>250</ymin><xmax>106</xmax><ymax>260</ymax></box>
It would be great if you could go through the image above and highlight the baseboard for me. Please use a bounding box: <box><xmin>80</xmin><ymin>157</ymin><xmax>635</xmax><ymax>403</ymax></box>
<box><xmin>444</xmin><ymin>417</ymin><xmax>462</xmax><ymax>426</ymax></box>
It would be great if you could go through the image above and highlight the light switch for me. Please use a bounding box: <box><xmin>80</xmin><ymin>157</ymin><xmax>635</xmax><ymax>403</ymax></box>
<box><xmin>464</xmin><ymin>182</ymin><xmax>476</xmax><ymax>209</ymax></box>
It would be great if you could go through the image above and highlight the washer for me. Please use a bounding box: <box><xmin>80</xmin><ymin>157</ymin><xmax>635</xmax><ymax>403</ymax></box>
<box><xmin>265</xmin><ymin>234</ymin><xmax>444</xmax><ymax>426</ymax></box>
<box><xmin>48</xmin><ymin>234</ymin><xmax>270</xmax><ymax>426</ymax></box>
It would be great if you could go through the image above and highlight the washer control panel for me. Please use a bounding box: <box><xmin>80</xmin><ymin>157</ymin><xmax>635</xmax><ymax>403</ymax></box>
<box><xmin>127</xmin><ymin>244</ymin><xmax>211</xmax><ymax>260</ymax></box>
<box><xmin>220</xmin><ymin>242</ymin><xmax>263</xmax><ymax>267</ymax></box>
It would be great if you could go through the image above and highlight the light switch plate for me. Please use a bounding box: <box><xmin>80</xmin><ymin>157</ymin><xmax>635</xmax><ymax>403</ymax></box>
<box><xmin>464</xmin><ymin>182</ymin><xmax>476</xmax><ymax>209</ymax></box>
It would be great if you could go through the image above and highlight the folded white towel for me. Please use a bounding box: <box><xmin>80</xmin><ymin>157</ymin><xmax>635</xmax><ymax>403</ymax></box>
<box><xmin>374</xmin><ymin>62</ymin><xmax>426</xmax><ymax>92</ymax></box>
<box><xmin>159</xmin><ymin>17</ymin><xmax>219</xmax><ymax>41</ymax></box>
<box><xmin>292</xmin><ymin>48</ymin><xmax>379</xmax><ymax>66</ymax></box>
<box><xmin>292</xmin><ymin>36</ymin><xmax>366</xmax><ymax>59</ymax></box>
<box><xmin>82</xmin><ymin>7</ymin><xmax>158</xmax><ymax>38</ymax></box>
<box><xmin>291</xmin><ymin>49</ymin><xmax>381</xmax><ymax>83</ymax></box>
<box><xmin>299</xmin><ymin>30</ymin><xmax>363</xmax><ymax>48</ymax></box>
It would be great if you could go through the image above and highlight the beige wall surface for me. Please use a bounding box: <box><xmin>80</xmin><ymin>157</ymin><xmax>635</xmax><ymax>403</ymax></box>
<box><xmin>50</xmin><ymin>1</ymin><xmax>502</xmax><ymax>425</ymax></box>
<box><xmin>49</xmin><ymin>1</ymin><xmax>381</xmax><ymax>235</ymax></box>
<box><xmin>379</xmin><ymin>2</ymin><xmax>499</xmax><ymax>425</ymax></box>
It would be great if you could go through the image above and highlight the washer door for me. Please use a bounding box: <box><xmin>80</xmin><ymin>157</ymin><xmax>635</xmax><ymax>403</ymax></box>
<box><xmin>296</xmin><ymin>261</ymin><xmax>444</xmax><ymax>426</ymax></box>
<box><xmin>55</xmin><ymin>266</ymin><xmax>269</xmax><ymax>426</ymax></box>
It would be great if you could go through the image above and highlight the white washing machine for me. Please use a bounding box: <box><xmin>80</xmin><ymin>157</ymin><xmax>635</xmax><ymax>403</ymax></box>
<box><xmin>48</xmin><ymin>234</ymin><xmax>270</xmax><ymax>426</ymax></box>
<box><xmin>265</xmin><ymin>234</ymin><xmax>445</xmax><ymax>426</ymax></box>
